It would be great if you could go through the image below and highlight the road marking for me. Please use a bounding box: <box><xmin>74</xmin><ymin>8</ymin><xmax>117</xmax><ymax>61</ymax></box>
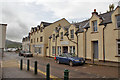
<box><xmin>18</xmin><ymin>63</ymin><xmax>61</xmax><ymax>80</ymax></box>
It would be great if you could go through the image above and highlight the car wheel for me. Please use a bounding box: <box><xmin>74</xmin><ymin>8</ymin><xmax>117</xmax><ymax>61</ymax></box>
<box><xmin>57</xmin><ymin>60</ymin><xmax>60</xmax><ymax>64</ymax></box>
<box><xmin>69</xmin><ymin>61</ymin><xmax>73</xmax><ymax>66</ymax></box>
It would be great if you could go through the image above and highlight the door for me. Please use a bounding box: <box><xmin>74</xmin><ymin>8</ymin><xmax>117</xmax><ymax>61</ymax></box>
<box><xmin>93</xmin><ymin>41</ymin><xmax>98</xmax><ymax>59</ymax></box>
<box><xmin>63</xmin><ymin>46</ymin><xmax>68</xmax><ymax>53</ymax></box>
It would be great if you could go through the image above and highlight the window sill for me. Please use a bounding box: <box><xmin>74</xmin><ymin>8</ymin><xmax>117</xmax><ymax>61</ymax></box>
<box><xmin>91</xmin><ymin>31</ymin><xmax>98</xmax><ymax>34</ymax></box>
<box><xmin>114</xmin><ymin>28</ymin><xmax>120</xmax><ymax>30</ymax></box>
<box><xmin>115</xmin><ymin>55</ymin><xmax>120</xmax><ymax>57</ymax></box>
<box><xmin>60</xmin><ymin>39</ymin><xmax>63</xmax><ymax>41</ymax></box>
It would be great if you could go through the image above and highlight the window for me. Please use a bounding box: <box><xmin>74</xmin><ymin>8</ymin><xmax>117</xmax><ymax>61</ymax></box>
<box><xmin>40</xmin><ymin>28</ymin><xmax>43</xmax><ymax>32</ymax></box>
<box><xmin>118</xmin><ymin>40</ymin><xmax>120</xmax><ymax>55</ymax></box>
<box><xmin>70</xmin><ymin>46</ymin><xmax>75</xmax><ymax>54</ymax></box>
<box><xmin>31</xmin><ymin>39</ymin><xmax>33</xmax><ymax>43</ymax></box>
<box><xmin>61</xmin><ymin>32</ymin><xmax>63</xmax><ymax>40</ymax></box>
<box><xmin>52</xmin><ymin>46</ymin><xmax>55</xmax><ymax>55</ymax></box>
<box><xmin>40</xmin><ymin>37</ymin><xmax>43</xmax><ymax>42</ymax></box>
<box><xmin>70</xmin><ymin>30</ymin><xmax>74</xmax><ymax>39</ymax></box>
<box><xmin>34</xmin><ymin>47</ymin><xmax>42</xmax><ymax>54</ymax></box>
<box><xmin>92</xmin><ymin>20</ymin><xmax>97</xmax><ymax>32</ymax></box>
<box><xmin>53</xmin><ymin>34</ymin><xmax>55</xmax><ymax>41</ymax></box>
<box><xmin>58</xmin><ymin>46</ymin><xmax>61</xmax><ymax>55</ymax></box>
<box><xmin>116</xmin><ymin>15</ymin><xmax>120</xmax><ymax>28</ymax></box>
<box><xmin>34</xmin><ymin>38</ymin><xmax>35</xmax><ymax>43</ymax></box>
<box><xmin>37</xmin><ymin>38</ymin><xmax>39</xmax><ymax>42</ymax></box>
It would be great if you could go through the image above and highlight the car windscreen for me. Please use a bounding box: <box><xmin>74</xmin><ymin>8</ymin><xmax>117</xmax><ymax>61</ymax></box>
<box><xmin>65</xmin><ymin>53</ymin><xmax>77</xmax><ymax>57</ymax></box>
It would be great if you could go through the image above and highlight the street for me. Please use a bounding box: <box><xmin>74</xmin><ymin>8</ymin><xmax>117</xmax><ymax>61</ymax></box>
<box><xmin>1</xmin><ymin>52</ymin><xmax>119</xmax><ymax>79</ymax></box>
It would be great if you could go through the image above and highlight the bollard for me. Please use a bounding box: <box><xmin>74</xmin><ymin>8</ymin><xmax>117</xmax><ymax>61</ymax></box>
<box><xmin>46</xmin><ymin>63</ymin><xmax>50</xmax><ymax>80</ymax></box>
<box><xmin>64</xmin><ymin>69</ymin><xmax>69</xmax><ymax>80</ymax></box>
<box><xmin>27</xmin><ymin>59</ymin><xmax>29</xmax><ymax>71</ymax></box>
<box><xmin>20</xmin><ymin>59</ymin><xmax>23</xmax><ymax>70</ymax></box>
<box><xmin>34</xmin><ymin>61</ymin><xmax>37</xmax><ymax>75</ymax></box>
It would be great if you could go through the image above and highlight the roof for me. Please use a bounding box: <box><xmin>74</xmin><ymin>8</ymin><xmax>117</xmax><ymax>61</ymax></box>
<box><xmin>99</xmin><ymin>10</ymin><xmax>114</xmax><ymax>25</ymax></box>
<box><xmin>41</xmin><ymin>22</ymin><xmax>52</xmax><ymax>27</ymax></box>
<box><xmin>73</xmin><ymin>20</ymin><xmax>89</xmax><ymax>28</ymax></box>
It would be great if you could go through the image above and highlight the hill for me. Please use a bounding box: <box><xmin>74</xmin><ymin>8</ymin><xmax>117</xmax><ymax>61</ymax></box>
<box><xmin>5</xmin><ymin>39</ymin><xmax>22</xmax><ymax>48</ymax></box>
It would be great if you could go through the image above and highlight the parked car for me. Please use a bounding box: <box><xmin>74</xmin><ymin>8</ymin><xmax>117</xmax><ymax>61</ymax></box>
<box><xmin>19</xmin><ymin>51</ymin><xmax>25</xmax><ymax>56</ymax></box>
<box><xmin>55</xmin><ymin>53</ymin><xmax>85</xmax><ymax>66</ymax></box>
<box><xmin>23</xmin><ymin>51</ymin><xmax>33</xmax><ymax>57</ymax></box>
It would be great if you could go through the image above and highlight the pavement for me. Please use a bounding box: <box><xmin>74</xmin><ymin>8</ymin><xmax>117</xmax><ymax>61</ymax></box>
<box><xmin>2</xmin><ymin>52</ymin><xmax>45</xmax><ymax>79</ymax></box>
<box><xmin>85</xmin><ymin>59</ymin><xmax>120</xmax><ymax>67</ymax></box>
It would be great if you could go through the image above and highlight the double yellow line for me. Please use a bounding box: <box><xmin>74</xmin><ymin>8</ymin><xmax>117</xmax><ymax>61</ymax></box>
<box><xmin>18</xmin><ymin>63</ymin><xmax>62</xmax><ymax>80</ymax></box>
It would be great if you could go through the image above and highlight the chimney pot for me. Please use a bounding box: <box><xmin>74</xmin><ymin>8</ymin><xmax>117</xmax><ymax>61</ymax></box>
<box><xmin>94</xmin><ymin>9</ymin><xmax>96</xmax><ymax>12</ymax></box>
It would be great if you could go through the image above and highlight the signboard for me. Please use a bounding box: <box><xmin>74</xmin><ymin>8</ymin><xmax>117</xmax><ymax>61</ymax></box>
<box><xmin>61</xmin><ymin>41</ymin><xmax>69</xmax><ymax>45</ymax></box>
<box><xmin>33</xmin><ymin>44</ymin><xmax>44</xmax><ymax>47</ymax></box>
<box><xmin>0</xmin><ymin>24</ymin><xmax>7</xmax><ymax>48</ymax></box>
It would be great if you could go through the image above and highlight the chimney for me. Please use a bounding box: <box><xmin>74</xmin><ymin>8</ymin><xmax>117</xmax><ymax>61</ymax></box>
<box><xmin>118</xmin><ymin>1</ymin><xmax>120</xmax><ymax>6</ymax></box>
<box><xmin>92</xmin><ymin>9</ymin><xmax>98</xmax><ymax>15</ymax></box>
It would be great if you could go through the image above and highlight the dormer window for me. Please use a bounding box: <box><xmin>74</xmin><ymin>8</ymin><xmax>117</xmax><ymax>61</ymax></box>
<box><xmin>70</xmin><ymin>29</ymin><xmax>74</xmax><ymax>39</ymax></box>
<box><xmin>53</xmin><ymin>34</ymin><xmax>55</xmax><ymax>41</ymax></box>
<box><xmin>116</xmin><ymin>15</ymin><xmax>120</xmax><ymax>28</ymax></box>
<box><xmin>60</xmin><ymin>32</ymin><xmax>63</xmax><ymax>40</ymax></box>
<box><xmin>92</xmin><ymin>20</ymin><xmax>97</xmax><ymax>32</ymax></box>
<box><xmin>40</xmin><ymin>28</ymin><xmax>43</xmax><ymax>32</ymax></box>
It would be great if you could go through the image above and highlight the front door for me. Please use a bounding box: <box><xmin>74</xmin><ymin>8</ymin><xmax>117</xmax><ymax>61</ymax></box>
<box><xmin>93</xmin><ymin>41</ymin><xmax>98</xmax><ymax>59</ymax></box>
<box><xmin>63</xmin><ymin>46</ymin><xmax>68</xmax><ymax>53</ymax></box>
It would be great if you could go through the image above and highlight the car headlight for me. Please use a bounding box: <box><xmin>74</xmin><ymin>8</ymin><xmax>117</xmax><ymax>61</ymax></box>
<box><xmin>74</xmin><ymin>60</ymin><xmax>79</xmax><ymax>61</ymax></box>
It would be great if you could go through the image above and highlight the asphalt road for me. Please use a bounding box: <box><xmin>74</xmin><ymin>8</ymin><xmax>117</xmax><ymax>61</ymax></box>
<box><xmin>2</xmin><ymin>52</ymin><xmax>119</xmax><ymax>78</ymax></box>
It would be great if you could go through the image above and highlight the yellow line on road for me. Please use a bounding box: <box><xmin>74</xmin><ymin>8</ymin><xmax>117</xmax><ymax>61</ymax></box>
<box><xmin>18</xmin><ymin>63</ymin><xmax>61</xmax><ymax>80</ymax></box>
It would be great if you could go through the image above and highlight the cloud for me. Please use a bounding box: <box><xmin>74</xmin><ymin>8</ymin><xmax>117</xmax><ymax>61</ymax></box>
<box><xmin>0</xmin><ymin>0</ymin><xmax>119</xmax><ymax>42</ymax></box>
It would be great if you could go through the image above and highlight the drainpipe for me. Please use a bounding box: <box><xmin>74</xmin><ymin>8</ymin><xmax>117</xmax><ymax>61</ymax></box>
<box><xmin>49</xmin><ymin>39</ymin><xmax>51</xmax><ymax>57</ymax></box>
<box><xmin>85</xmin><ymin>28</ymin><xmax>88</xmax><ymax>60</ymax></box>
<box><xmin>103</xmin><ymin>23</ymin><xmax>107</xmax><ymax>62</ymax></box>
<box><xmin>77</xmin><ymin>35</ymin><xmax>78</xmax><ymax>57</ymax></box>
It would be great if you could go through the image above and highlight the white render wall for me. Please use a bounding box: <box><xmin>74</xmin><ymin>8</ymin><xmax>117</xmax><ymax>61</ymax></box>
<box><xmin>0</xmin><ymin>24</ymin><xmax>7</xmax><ymax>48</ymax></box>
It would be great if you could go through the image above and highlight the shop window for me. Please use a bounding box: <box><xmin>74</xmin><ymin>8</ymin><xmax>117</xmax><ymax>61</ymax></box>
<box><xmin>92</xmin><ymin>20</ymin><xmax>97</xmax><ymax>32</ymax></box>
<box><xmin>52</xmin><ymin>46</ymin><xmax>55</xmax><ymax>55</ymax></box>
<box><xmin>116</xmin><ymin>15</ymin><xmax>120</xmax><ymax>28</ymax></box>
<box><xmin>61</xmin><ymin>32</ymin><xmax>63</xmax><ymax>40</ymax></box>
<box><xmin>70</xmin><ymin>46</ymin><xmax>75</xmax><ymax>54</ymax></box>
<box><xmin>70</xmin><ymin>30</ymin><xmax>74</xmax><ymax>39</ymax></box>
<box><xmin>58</xmin><ymin>46</ymin><xmax>61</xmax><ymax>55</ymax></box>
<box><xmin>39</xmin><ymin>47</ymin><xmax>41</xmax><ymax>54</ymax></box>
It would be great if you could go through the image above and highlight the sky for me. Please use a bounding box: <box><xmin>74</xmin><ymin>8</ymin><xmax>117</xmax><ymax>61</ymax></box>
<box><xmin>0</xmin><ymin>0</ymin><xmax>119</xmax><ymax>42</ymax></box>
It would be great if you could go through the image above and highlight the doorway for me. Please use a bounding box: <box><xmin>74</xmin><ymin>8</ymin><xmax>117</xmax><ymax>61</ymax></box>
<box><xmin>93</xmin><ymin>41</ymin><xmax>99</xmax><ymax>59</ymax></box>
<box><xmin>63</xmin><ymin>46</ymin><xmax>68</xmax><ymax>53</ymax></box>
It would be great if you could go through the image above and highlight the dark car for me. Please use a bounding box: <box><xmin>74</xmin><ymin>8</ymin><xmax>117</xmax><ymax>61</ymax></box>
<box><xmin>55</xmin><ymin>53</ymin><xmax>85</xmax><ymax>66</ymax></box>
<box><xmin>23</xmin><ymin>51</ymin><xmax>33</xmax><ymax>57</ymax></box>
<box><xmin>19</xmin><ymin>51</ymin><xmax>25</xmax><ymax>56</ymax></box>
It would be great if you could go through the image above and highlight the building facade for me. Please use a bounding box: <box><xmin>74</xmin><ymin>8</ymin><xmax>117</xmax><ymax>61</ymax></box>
<box><xmin>22</xmin><ymin>35</ymin><xmax>30</xmax><ymax>52</ymax></box>
<box><xmin>30</xmin><ymin>18</ymin><xmax>70</xmax><ymax>56</ymax></box>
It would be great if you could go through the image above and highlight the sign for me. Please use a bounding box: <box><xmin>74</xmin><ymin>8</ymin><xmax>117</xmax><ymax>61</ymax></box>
<box><xmin>0</xmin><ymin>24</ymin><xmax>7</xmax><ymax>48</ymax></box>
<box><xmin>33</xmin><ymin>44</ymin><xmax>44</xmax><ymax>47</ymax></box>
<box><xmin>61</xmin><ymin>41</ymin><xmax>69</xmax><ymax>45</ymax></box>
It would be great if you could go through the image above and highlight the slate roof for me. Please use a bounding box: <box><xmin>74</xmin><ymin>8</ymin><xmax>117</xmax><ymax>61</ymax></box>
<box><xmin>99</xmin><ymin>10</ymin><xmax>114</xmax><ymax>25</ymax></box>
<box><xmin>41</xmin><ymin>22</ymin><xmax>52</xmax><ymax>27</ymax></box>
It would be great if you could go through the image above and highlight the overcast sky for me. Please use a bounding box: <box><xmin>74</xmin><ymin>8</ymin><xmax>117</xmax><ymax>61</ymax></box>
<box><xmin>0</xmin><ymin>0</ymin><xmax>119</xmax><ymax>42</ymax></box>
